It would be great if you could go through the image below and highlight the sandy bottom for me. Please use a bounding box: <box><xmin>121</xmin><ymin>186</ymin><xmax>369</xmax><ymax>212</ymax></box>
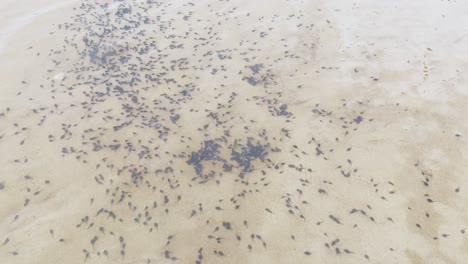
<box><xmin>1</xmin><ymin>0</ymin><xmax>468</xmax><ymax>263</ymax></box>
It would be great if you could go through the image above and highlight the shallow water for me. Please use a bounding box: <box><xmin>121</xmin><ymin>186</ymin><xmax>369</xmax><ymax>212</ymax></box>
<box><xmin>1</xmin><ymin>0</ymin><xmax>468</xmax><ymax>263</ymax></box>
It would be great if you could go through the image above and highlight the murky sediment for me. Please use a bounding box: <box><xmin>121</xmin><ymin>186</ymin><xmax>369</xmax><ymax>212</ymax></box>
<box><xmin>1</xmin><ymin>0</ymin><xmax>468</xmax><ymax>263</ymax></box>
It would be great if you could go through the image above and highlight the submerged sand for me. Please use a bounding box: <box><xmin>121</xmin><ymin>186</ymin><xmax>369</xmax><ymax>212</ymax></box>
<box><xmin>1</xmin><ymin>0</ymin><xmax>468</xmax><ymax>263</ymax></box>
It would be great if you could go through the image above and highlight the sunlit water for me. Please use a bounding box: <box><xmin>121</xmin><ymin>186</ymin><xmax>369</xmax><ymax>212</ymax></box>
<box><xmin>1</xmin><ymin>0</ymin><xmax>468</xmax><ymax>263</ymax></box>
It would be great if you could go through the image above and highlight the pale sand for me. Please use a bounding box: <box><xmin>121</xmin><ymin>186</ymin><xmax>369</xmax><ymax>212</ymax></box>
<box><xmin>0</xmin><ymin>0</ymin><xmax>468</xmax><ymax>263</ymax></box>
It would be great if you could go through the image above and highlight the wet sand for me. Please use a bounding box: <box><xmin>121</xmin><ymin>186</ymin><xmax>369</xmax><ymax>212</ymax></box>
<box><xmin>1</xmin><ymin>0</ymin><xmax>468</xmax><ymax>263</ymax></box>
